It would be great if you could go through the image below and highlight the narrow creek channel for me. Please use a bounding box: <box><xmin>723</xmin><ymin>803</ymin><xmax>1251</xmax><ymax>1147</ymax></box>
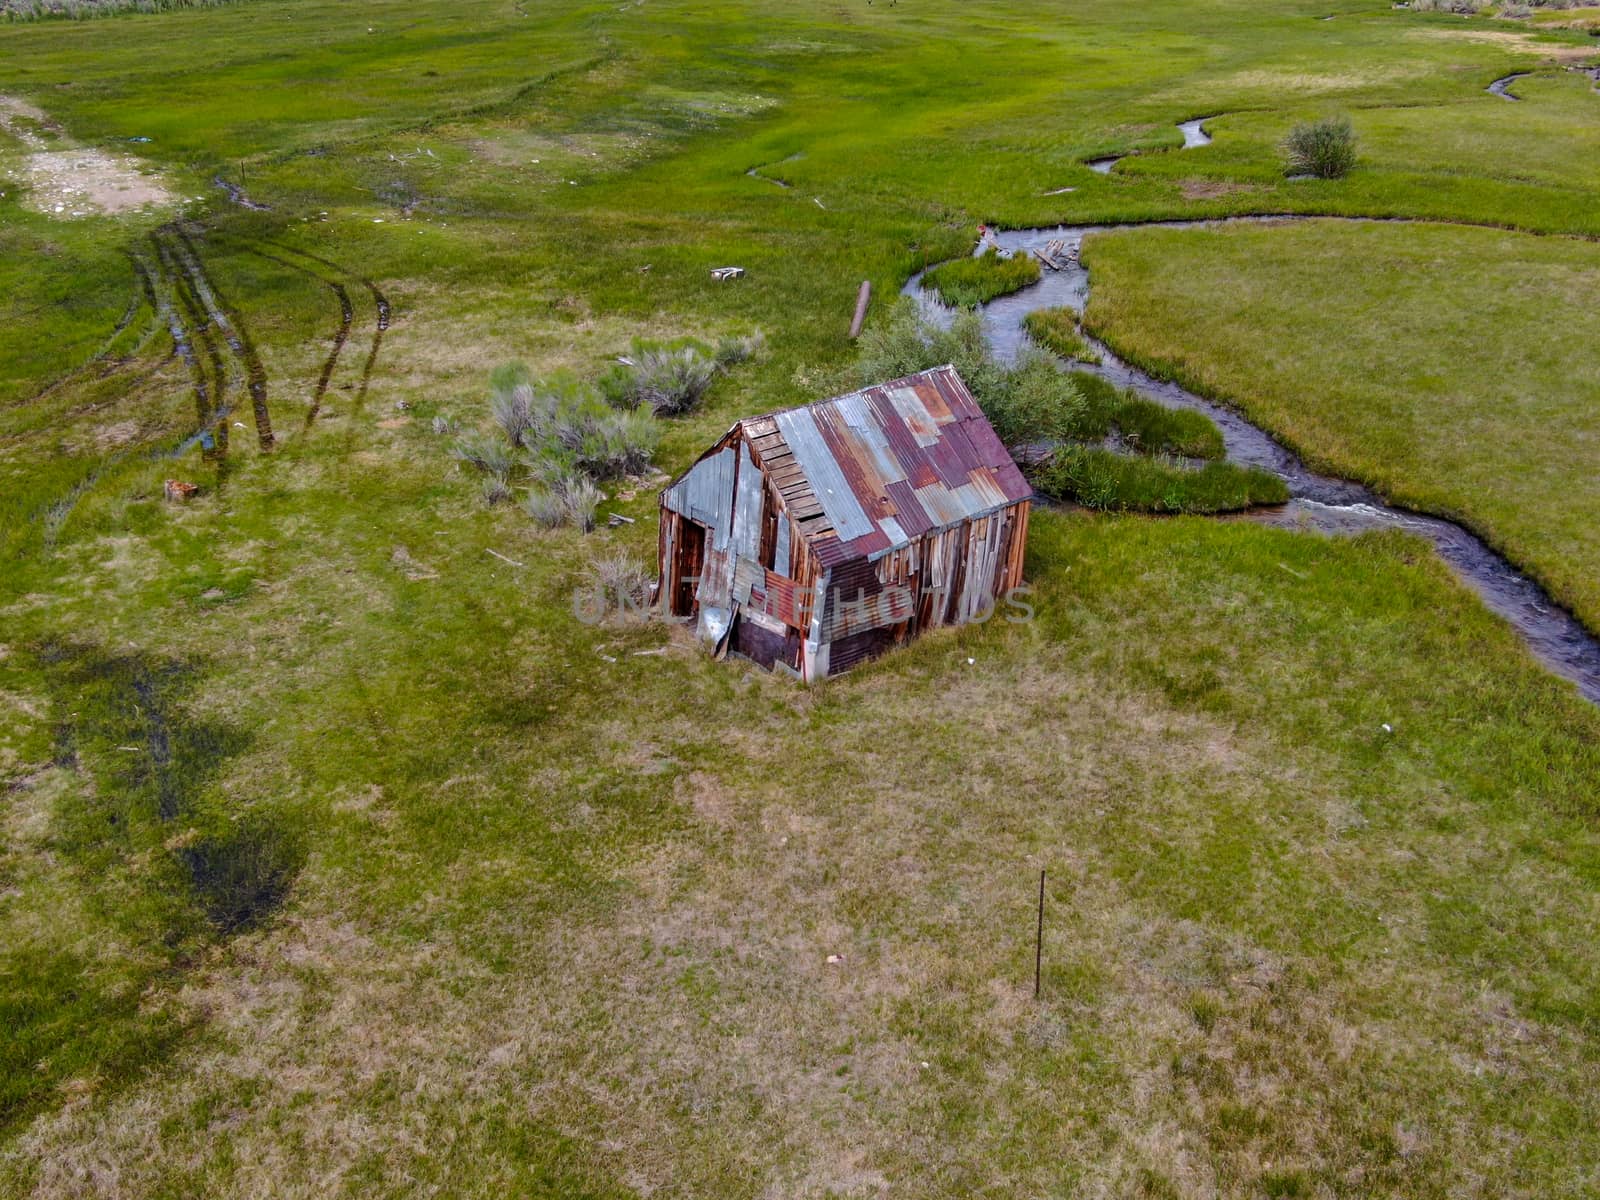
<box><xmin>904</xmin><ymin>218</ymin><xmax>1600</xmax><ymax>703</ymax></box>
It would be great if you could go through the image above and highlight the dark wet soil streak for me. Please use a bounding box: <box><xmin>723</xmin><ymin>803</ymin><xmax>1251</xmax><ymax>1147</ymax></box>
<box><xmin>908</xmin><ymin>217</ymin><xmax>1600</xmax><ymax>702</ymax></box>
<box><xmin>145</xmin><ymin>242</ymin><xmax>219</xmax><ymax>441</ymax></box>
<box><xmin>240</xmin><ymin>246</ymin><xmax>352</xmax><ymax>427</ymax></box>
<box><xmin>213</xmin><ymin>174</ymin><xmax>271</xmax><ymax>211</ymax></box>
<box><xmin>171</xmin><ymin>228</ymin><xmax>273</xmax><ymax>449</ymax></box>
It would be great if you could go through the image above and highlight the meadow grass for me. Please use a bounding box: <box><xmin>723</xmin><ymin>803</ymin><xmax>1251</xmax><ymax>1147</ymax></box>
<box><xmin>920</xmin><ymin>248</ymin><xmax>1041</xmax><ymax>308</ymax></box>
<box><xmin>2</xmin><ymin>0</ymin><xmax>1600</xmax><ymax>1193</ymax></box>
<box><xmin>1022</xmin><ymin>306</ymin><xmax>1101</xmax><ymax>365</ymax></box>
<box><xmin>1034</xmin><ymin>446</ymin><xmax>1288</xmax><ymax>513</ymax></box>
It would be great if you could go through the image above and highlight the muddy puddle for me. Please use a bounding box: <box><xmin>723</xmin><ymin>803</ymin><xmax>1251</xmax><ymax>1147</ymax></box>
<box><xmin>905</xmin><ymin>217</ymin><xmax>1600</xmax><ymax>702</ymax></box>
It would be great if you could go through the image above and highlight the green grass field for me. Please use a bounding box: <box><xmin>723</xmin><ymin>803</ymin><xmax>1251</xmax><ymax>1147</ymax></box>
<box><xmin>4</xmin><ymin>0</ymin><xmax>1600</xmax><ymax>1195</ymax></box>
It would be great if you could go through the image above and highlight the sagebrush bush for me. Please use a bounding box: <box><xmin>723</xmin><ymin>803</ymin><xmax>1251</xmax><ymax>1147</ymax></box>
<box><xmin>459</xmin><ymin>363</ymin><xmax>661</xmax><ymax>524</ymax></box>
<box><xmin>489</xmin><ymin>364</ymin><xmax>536</xmax><ymax>447</ymax></box>
<box><xmin>714</xmin><ymin>330</ymin><xmax>766</xmax><ymax>368</ymax></box>
<box><xmin>585</xmin><ymin>553</ymin><xmax>652</xmax><ymax>621</ymax></box>
<box><xmin>452</xmin><ymin>432</ymin><xmax>515</xmax><ymax>477</ymax></box>
<box><xmin>1284</xmin><ymin>116</ymin><xmax>1357</xmax><ymax>179</ymax></box>
<box><xmin>604</xmin><ymin>342</ymin><xmax>719</xmax><ymax>415</ymax></box>
<box><xmin>525</xmin><ymin>471</ymin><xmax>602</xmax><ymax>531</ymax></box>
<box><xmin>480</xmin><ymin>475</ymin><xmax>513</xmax><ymax>506</ymax></box>
<box><xmin>920</xmin><ymin>247</ymin><xmax>1041</xmax><ymax>308</ymax></box>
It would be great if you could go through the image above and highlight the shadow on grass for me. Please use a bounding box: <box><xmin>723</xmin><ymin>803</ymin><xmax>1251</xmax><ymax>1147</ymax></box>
<box><xmin>1</xmin><ymin>642</ymin><xmax>305</xmax><ymax>1136</ymax></box>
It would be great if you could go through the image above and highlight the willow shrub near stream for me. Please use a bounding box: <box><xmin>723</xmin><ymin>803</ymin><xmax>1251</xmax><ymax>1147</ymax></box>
<box><xmin>859</xmin><ymin>301</ymin><xmax>1249</xmax><ymax>509</ymax></box>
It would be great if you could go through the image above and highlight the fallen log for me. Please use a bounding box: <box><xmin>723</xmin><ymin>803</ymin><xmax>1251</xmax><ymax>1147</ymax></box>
<box><xmin>848</xmin><ymin>280</ymin><xmax>872</xmax><ymax>339</ymax></box>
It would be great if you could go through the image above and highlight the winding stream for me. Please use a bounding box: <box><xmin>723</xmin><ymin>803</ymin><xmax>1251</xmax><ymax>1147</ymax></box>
<box><xmin>1489</xmin><ymin>72</ymin><xmax>1530</xmax><ymax>101</ymax></box>
<box><xmin>905</xmin><ymin>217</ymin><xmax>1600</xmax><ymax>702</ymax></box>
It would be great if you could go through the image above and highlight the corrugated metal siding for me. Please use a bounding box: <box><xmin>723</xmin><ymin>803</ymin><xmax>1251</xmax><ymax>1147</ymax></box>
<box><xmin>774</xmin><ymin>407</ymin><xmax>877</xmax><ymax>542</ymax></box>
<box><xmin>662</xmin><ymin>444</ymin><xmax>736</xmax><ymax>552</ymax></box>
<box><xmin>730</xmin><ymin>441</ymin><xmax>764</xmax><ymax>561</ymax></box>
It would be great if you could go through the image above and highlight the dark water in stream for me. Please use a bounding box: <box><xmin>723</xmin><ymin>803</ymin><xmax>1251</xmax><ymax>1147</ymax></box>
<box><xmin>905</xmin><ymin>217</ymin><xmax>1600</xmax><ymax>702</ymax></box>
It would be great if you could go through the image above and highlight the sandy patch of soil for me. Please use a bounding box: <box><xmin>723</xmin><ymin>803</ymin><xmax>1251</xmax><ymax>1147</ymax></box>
<box><xmin>1406</xmin><ymin>26</ymin><xmax>1599</xmax><ymax>60</ymax></box>
<box><xmin>0</xmin><ymin>93</ymin><xmax>175</xmax><ymax>217</ymax></box>
<box><xmin>1178</xmin><ymin>177</ymin><xmax>1267</xmax><ymax>201</ymax></box>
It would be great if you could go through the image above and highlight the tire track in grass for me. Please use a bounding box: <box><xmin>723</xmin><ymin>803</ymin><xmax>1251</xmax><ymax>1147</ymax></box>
<box><xmin>37</xmin><ymin>251</ymin><xmax>204</xmax><ymax>547</ymax></box>
<box><xmin>3</xmin><ymin>266</ymin><xmax>151</xmax><ymax>413</ymax></box>
<box><xmin>235</xmin><ymin>245</ymin><xmax>352</xmax><ymax>428</ymax></box>
<box><xmin>0</xmin><ymin>261</ymin><xmax>173</xmax><ymax>439</ymax></box>
<box><xmin>152</xmin><ymin>236</ymin><xmax>229</xmax><ymax>459</ymax></box>
<box><xmin>264</xmin><ymin>241</ymin><xmax>390</xmax><ymax>414</ymax></box>
<box><xmin>168</xmin><ymin>227</ymin><xmax>273</xmax><ymax>449</ymax></box>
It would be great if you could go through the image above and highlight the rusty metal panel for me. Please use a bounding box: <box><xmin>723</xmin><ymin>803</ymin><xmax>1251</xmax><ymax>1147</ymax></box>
<box><xmin>884</xmin><ymin>383</ymin><xmax>941</xmax><ymax>445</ymax></box>
<box><xmin>774</xmin><ymin>406</ymin><xmax>876</xmax><ymax>541</ymax></box>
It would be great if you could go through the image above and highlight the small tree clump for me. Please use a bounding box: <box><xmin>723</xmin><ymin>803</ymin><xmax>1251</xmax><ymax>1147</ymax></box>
<box><xmin>1283</xmin><ymin>116</ymin><xmax>1357</xmax><ymax>180</ymax></box>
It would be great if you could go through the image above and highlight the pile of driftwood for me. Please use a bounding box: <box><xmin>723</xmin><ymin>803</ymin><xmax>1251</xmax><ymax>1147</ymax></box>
<box><xmin>1030</xmin><ymin>239</ymin><xmax>1078</xmax><ymax>272</ymax></box>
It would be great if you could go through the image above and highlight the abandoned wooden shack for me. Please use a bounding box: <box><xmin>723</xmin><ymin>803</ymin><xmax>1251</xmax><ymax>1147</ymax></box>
<box><xmin>656</xmin><ymin>365</ymin><xmax>1032</xmax><ymax>680</ymax></box>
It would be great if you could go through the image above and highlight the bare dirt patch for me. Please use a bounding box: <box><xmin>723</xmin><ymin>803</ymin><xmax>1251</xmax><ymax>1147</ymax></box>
<box><xmin>1405</xmin><ymin>26</ymin><xmax>1599</xmax><ymax>61</ymax></box>
<box><xmin>0</xmin><ymin>93</ymin><xmax>175</xmax><ymax>217</ymax></box>
<box><xmin>1178</xmin><ymin>177</ymin><xmax>1267</xmax><ymax>201</ymax></box>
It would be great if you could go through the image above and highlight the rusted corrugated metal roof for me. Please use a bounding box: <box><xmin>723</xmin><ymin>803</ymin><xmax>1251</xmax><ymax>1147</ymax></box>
<box><xmin>742</xmin><ymin>366</ymin><xmax>1029</xmax><ymax>560</ymax></box>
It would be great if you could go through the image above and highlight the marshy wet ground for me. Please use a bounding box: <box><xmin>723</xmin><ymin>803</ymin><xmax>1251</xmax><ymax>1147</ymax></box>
<box><xmin>908</xmin><ymin>216</ymin><xmax>1600</xmax><ymax>702</ymax></box>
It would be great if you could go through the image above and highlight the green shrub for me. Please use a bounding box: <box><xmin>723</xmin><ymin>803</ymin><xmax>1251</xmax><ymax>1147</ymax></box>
<box><xmin>921</xmin><ymin>248</ymin><xmax>1041</xmax><ymax>308</ymax></box>
<box><xmin>1022</xmin><ymin>307</ymin><xmax>1101</xmax><ymax>364</ymax></box>
<box><xmin>984</xmin><ymin>348</ymin><xmax>1089</xmax><ymax>447</ymax></box>
<box><xmin>1111</xmin><ymin>393</ymin><xmax>1225</xmax><ymax>459</ymax></box>
<box><xmin>853</xmin><ymin>302</ymin><xmax>1246</xmax><ymax>497</ymax></box>
<box><xmin>1034</xmin><ymin>447</ymin><xmax>1288</xmax><ymax>513</ymax></box>
<box><xmin>1283</xmin><ymin>116</ymin><xmax>1357</xmax><ymax>179</ymax></box>
<box><xmin>602</xmin><ymin>340</ymin><xmax>719</xmax><ymax>415</ymax></box>
<box><xmin>855</xmin><ymin>301</ymin><xmax>1012</xmax><ymax>406</ymax></box>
